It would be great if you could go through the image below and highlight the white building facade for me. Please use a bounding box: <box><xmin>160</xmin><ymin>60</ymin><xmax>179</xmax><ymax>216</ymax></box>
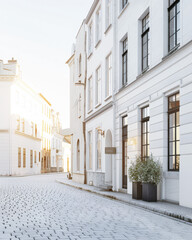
<box><xmin>0</xmin><ymin>59</ymin><xmax>41</xmax><ymax>176</ymax></box>
<box><xmin>114</xmin><ymin>0</ymin><xmax>192</xmax><ymax>208</ymax></box>
<box><xmin>68</xmin><ymin>0</ymin><xmax>192</xmax><ymax>208</ymax></box>
<box><xmin>66</xmin><ymin>22</ymin><xmax>87</xmax><ymax>184</ymax></box>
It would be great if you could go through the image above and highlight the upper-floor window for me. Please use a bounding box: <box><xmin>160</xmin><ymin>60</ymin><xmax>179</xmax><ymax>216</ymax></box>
<box><xmin>168</xmin><ymin>0</ymin><xmax>180</xmax><ymax>52</ymax></box>
<box><xmin>88</xmin><ymin>23</ymin><xmax>93</xmax><ymax>55</ymax></box>
<box><xmin>96</xmin><ymin>66</ymin><xmax>101</xmax><ymax>105</ymax></box>
<box><xmin>78</xmin><ymin>94</ymin><xmax>81</xmax><ymax>118</ymax></box>
<box><xmin>30</xmin><ymin>150</ymin><xmax>33</xmax><ymax>168</ymax></box>
<box><xmin>88</xmin><ymin>76</ymin><xmax>93</xmax><ymax>111</ymax></box>
<box><xmin>121</xmin><ymin>0</ymin><xmax>128</xmax><ymax>10</ymax></box>
<box><xmin>106</xmin><ymin>0</ymin><xmax>112</xmax><ymax>29</ymax></box>
<box><xmin>96</xmin><ymin>7</ymin><xmax>101</xmax><ymax>44</ymax></box>
<box><xmin>168</xmin><ymin>92</ymin><xmax>180</xmax><ymax>171</ymax></box>
<box><xmin>16</xmin><ymin>116</ymin><xmax>20</xmax><ymax>131</ymax></box>
<box><xmin>79</xmin><ymin>54</ymin><xmax>82</xmax><ymax>77</ymax></box>
<box><xmin>122</xmin><ymin>37</ymin><xmax>128</xmax><ymax>86</ymax></box>
<box><xmin>106</xmin><ymin>53</ymin><xmax>112</xmax><ymax>97</ymax></box>
<box><xmin>21</xmin><ymin>118</ymin><xmax>25</xmax><ymax>133</ymax></box>
<box><xmin>141</xmin><ymin>106</ymin><xmax>150</xmax><ymax>160</ymax></box>
<box><xmin>142</xmin><ymin>13</ymin><xmax>149</xmax><ymax>72</ymax></box>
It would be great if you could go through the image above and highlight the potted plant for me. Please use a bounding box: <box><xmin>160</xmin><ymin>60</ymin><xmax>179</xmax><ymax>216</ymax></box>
<box><xmin>140</xmin><ymin>155</ymin><xmax>162</xmax><ymax>202</ymax></box>
<box><xmin>128</xmin><ymin>156</ymin><xmax>143</xmax><ymax>200</ymax></box>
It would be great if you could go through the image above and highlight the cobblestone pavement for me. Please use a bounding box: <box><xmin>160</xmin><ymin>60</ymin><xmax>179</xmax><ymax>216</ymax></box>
<box><xmin>0</xmin><ymin>174</ymin><xmax>192</xmax><ymax>240</ymax></box>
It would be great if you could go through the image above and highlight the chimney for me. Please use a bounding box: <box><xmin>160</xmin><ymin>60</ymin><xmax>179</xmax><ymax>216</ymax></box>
<box><xmin>8</xmin><ymin>57</ymin><xmax>17</xmax><ymax>64</ymax></box>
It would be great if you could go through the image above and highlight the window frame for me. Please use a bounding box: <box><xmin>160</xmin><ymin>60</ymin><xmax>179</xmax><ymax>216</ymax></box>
<box><xmin>18</xmin><ymin>147</ymin><xmax>21</xmax><ymax>168</ymax></box>
<box><xmin>141</xmin><ymin>13</ymin><xmax>150</xmax><ymax>72</ymax></box>
<box><xmin>122</xmin><ymin>37</ymin><xmax>128</xmax><ymax>86</ymax></box>
<box><xmin>88</xmin><ymin>131</ymin><xmax>92</xmax><ymax>170</ymax></box>
<box><xmin>121</xmin><ymin>0</ymin><xmax>128</xmax><ymax>10</ymax></box>
<box><xmin>106</xmin><ymin>53</ymin><xmax>112</xmax><ymax>98</ymax></box>
<box><xmin>96</xmin><ymin>129</ymin><xmax>102</xmax><ymax>170</ymax></box>
<box><xmin>168</xmin><ymin>0</ymin><xmax>180</xmax><ymax>52</ymax></box>
<box><xmin>168</xmin><ymin>92</ymin><xmax>180</xmax><ymax>171</ymax></box>
<box><xmin>141</xmin><ymin>106</ymin><xmax>150</xmax><ymax>161</ymax></box>
<box><xmin>88</xmin><ymin>76</ymin><xmax>93</xmax><ymax>111</ymax></box>
<box><xmin>95</xmin><ymin>66</ymin><xmax>102</xmax><ymax>105</ymax></box>
<box><xmin>96</xmin><ymin>7</ymin><xmax>101</xmax><ymax>44</ymax></box>
<box><xmin>23</xmin><ymin>148</ymin><xmax>26</xmax><ymax>168</ymax></box>
<box><xmin>30</xmin><ymin>150</ymin><xmax>33</xmax><ymax>168</ymax></box>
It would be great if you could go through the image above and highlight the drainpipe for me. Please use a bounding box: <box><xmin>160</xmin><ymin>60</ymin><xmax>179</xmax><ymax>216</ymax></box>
<box><xmin>112</xmin><ymin>0</ymin><xmax>117</xmax><ymax>191</ymax></box>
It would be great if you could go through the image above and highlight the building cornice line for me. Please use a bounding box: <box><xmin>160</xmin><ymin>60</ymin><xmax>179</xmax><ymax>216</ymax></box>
<box><xmin>15</xmin><ymin>131</ymin><xmax>41</xmax><ymax>142</ymax></box>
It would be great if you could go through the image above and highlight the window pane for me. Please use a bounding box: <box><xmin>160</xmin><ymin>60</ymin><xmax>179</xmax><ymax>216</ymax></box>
<box><xmin>176</xmin><ymin>126</ymin><xmax>180</xmax><ymax>141</ymax></box>
<box><xmin>142</xmin><ymin>133</ymin><xmax>146</xmax><ymax>145</ymax></box>
<box><xmin>169</xmin><ymin>8</ymin><xmax>175</xmax><ymax>20</ymax></box>
<box><xmin>169</xmin><ymin>18</ymin><xmax>176</xmax><ymax>36</ymax></box>
<box><xmin>176</xmin><ymin>141</ymin><xmax>180</xmax><ymax>155</ymax></box>
<box><xmin>169</xmin><ymin>34</ymin><xmax>175</xmax><ymax>50</ymax></box>
<box><xmin>169</xmin><ymin>113</ymin><xmax>175</xmax><ymax>127</ymax></box>
<box><xmin>169</xmin><ymin>127</ymin><xmax>175</xmax><ymax>141</ymax></box>
<box><xmin>169</xmin><ymin>142</ymin><xmax>175</xmax><ymax>155</ymax></box>
<box><xmin>176</xmin><ymin>156</ymin><xmax>180</xmax><ymax>170</ymax></box>
<box><xmin>176</xmin><ymin>111</ymin><xmax>180</xmax><ymax>126</ymax></box>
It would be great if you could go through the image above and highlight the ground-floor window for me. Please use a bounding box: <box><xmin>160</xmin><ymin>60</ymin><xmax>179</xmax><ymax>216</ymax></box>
<box><xmin>23</xmin><ymin>148</ymin><xmax>26</xmax><ymax>168</ymax></box>
<box><xmin>141</xmin><ymin>106</ymin><xmax>150</xmax><ymax>160</ymax></box>
<box><xmin>30</xmin><ymin>150</ymin><xmax>33</xmax><ymax>168</ymax></box>
<box><xmin>96</xmin><ymin>130</ymin><xmax>102</xmax><ymax>170</ymax></box>
<box><xmin>18</xmin><ymin>147</ymin><xmax>21</xmax><ymax>168</ymax></box>
<box><xmin>122</xmin><ymin>115</ymin><xmax>128</xmax><ymax>189</ymax></box>
<box><xmin>168</xmin><ymin>92</ymin><xmax>180</xmax><ymax>171</ymax></box>
<box><xmin>88</xmin><ymin>131</ymin><xmax>92</xmax><ymax>170</ymax></box>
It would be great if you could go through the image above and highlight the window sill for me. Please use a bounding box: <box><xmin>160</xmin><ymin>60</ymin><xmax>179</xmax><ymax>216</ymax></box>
<box><xmin>118</xmin><ymin>3</ymin><xmax>129</xmax><ymax>19</ymax></box>
<box><xmin>104</xmin><ymin>95</ymin><xmax>112</xmax><ymax>102</ymax></box>
<box><xmin>104</xmin><ymin>24</ymin><xmax>112</xmax><ymax>35</ymax></box>
<box><xmin>136</xmin><ymin>66</ymin><xmax>149</xmax><ymax>80</ymax></box>
<box><xmin>88</xmin><ymin>52</ymin><xmax>93</xmax><ymax>60</ymax></box>
<box><xmin>95</xmin><ymin>39</ymin><xmax>101</xmax><ymax>49</ymax></box>
<box><xmin>162</xmin><ymin>44</ymin><xmax>180</xmax><ymax>61</ymax></box>
<box><xmin>95</xmin><ymin>103</ymin><xmax>101</xmax><ymax>109</ymax></box>
<box><xmin>87</xmin><ymin>109</ymin><xmax>93</xmax><ymax>114</ymax></box>
<box><xmin>163</xmin><ymin>171</ymin><xmax>179</xmax><ymax>179</ymax></box>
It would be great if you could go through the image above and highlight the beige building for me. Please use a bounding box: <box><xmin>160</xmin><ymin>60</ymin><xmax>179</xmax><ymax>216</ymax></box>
<box><xmin>0</xmin><ymin>59</ymin><xmax>41</xmax><ymax>176</ymax></box>
<box><xmin>66</xmin><ymin>21</ymin><xmax>87</xmax><ymax>184</ymax></box>
<box><xmin>39</xmin><ymin>93</ymin><xmax>52</xmax><ymax>173</ymax></box>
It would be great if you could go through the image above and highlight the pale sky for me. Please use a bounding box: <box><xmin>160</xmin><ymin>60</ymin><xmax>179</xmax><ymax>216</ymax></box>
<box><xmin>0</xmin><ymin>0</ymin><xmax>94</xmax><ymax>128</ymax></box>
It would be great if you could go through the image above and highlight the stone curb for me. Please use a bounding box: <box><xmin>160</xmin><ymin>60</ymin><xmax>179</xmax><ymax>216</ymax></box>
<box><xmin>56</xmin><ymin>179</ymin><xmax>192</xmax><ymax>224</ymax></box>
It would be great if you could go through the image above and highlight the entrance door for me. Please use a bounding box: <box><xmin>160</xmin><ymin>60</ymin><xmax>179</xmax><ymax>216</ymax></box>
<box><xmin>122</xmin><ymin>116</ymin><xmax>128</xmax><ymax>189</ymax></box>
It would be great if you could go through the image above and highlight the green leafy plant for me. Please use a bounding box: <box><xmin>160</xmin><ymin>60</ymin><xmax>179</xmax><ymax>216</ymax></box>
<box><xmin>140</xmin><ymin>155</ymin><xmax>162</xmax><ymax>185</ymax></box>
<box><xmin>128</xmin><ymin>156</ymin><xmax>143</xmax><ymax>182</ymax></box>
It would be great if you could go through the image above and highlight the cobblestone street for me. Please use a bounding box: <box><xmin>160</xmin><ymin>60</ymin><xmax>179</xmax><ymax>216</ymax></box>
<box><xmin>0</xmin><ymin>174</ymin><xmax>192</xmax><ymax>240</ymax></box>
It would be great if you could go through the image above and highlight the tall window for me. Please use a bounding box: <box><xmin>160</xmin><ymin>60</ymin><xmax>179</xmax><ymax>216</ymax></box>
<box><xmin>16</xmin><ymin>116</ymin><xmax>20</xmax><ymax>131</ymax></box>
<box><xmin>79</xmin><ymin>54</ymin><xmax>82</xmax><ymax>76</ymax></box>
<box><xmin>18</xmin><ymin>147</ymin><xmax>21</xmax><ymax>168</ymax></box>
<box><xmin>21</xmin><ymin>118</ymin><xmax>25</xmax><ymax>133</ymax></box>
<box><xmin>88</xmin><ymin>131</ymin><xmax>92</xmax><ymax>170</ymax></box>
<box><xmin>34</xmin><ymin>151</ymin><xmax>37</xmax><ymax>164</ymax></box>
<box><xmin>39</xmin><ymin>152</ymin><xmax>41</xmax><ymax>162</ymax></box>
<box><xmin>168</xmin><ymin>0</ymin><xmax>180</xmax><ymax>52</ymax></box>
<box><xmin>106</xmin><ymin>53</ymin><xmax>112</xmax><ymax>97</ymax></box>
<box><xmin>31</xmin><ymin>122</ymin><xmax>34</xmax><ymax>136</ymax></box>
<box><xmin>88</xmin><ymin>23</ymin><xmax>93</xmax><ymax>55</ymax></box>
<box><xmin>35</xmin><ymin>124</ymin><xmax>37</xmax><ymax>137</ymax></box>
<box><xmin>122</xmin><ymin>0</ymin><xmax>128</xmax><ymax>10</ymax></box>
<box><xmin>122</xmin><ymin>37</ymin><xmax>128</xmax><ymax>86</ymax></box>
<box><xmin>23</xmin><ymin>148</ymin><xmax>26</xmax><ymax>168</ymax></box>
<box><xmin>77</xmin><ymin>140</ymin><xmax>80</xmax><ymax>171</ymax></box>
<box><xmin>106</xmin><ymin>0</ymin><xmax>112</xmax><ymax>29</ymax></box>
<box><xmin>168</xmin><ymin>93</ymin><xmax>180</xmax><ymax>171</ymax></box>
<box><xmin>88</xmin><ymin>76</ymin><xmax>93</xmax><ymax>111</ymax></box>
<box><xmin>141</xmin><ymin>13</ymin><xmax>149</xmax><ymax>71</ymax></box>
<box><xmin>96</xmin><ymin>66</ymin><xmax>101</xmax><ymax>105</ymax></box>
<box><xmin>96</xmin><ymin>130</ymin><xmax>102</xmax><ymax>170</ymax></box>
<box><xmin>96</xmin><ymin>8</ymin><xmax>101</xmax><ymax>44</ymax></box>
<box><xmin>122</xmin><ymin>116</ymin><xmax>128</xmax><ymax>189</ymax></box>
<box><xmin>30</xmin><ymin>150</ymin><xmax>33</xmax><ymax>168</ymax></box>
<box><xmin>141</xmin><ymin>106</ymin><xmax>150</xmax><ymax>160</ymax></box>
<box><xmin>78</xmin><ymin>94</ymin><xmax>81</xmax><ymax>118</ymax></box>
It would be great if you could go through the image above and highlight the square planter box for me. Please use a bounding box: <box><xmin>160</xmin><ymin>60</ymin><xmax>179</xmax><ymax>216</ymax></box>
<box><xmin>142</xmin><ymin>183</ymin><xmax>157</xmax><ymax>202</ymax></box>
<box><xmin>132</xmin><ymin>182</ymin><xmax>142</xmax><ymax>200</ymax></box>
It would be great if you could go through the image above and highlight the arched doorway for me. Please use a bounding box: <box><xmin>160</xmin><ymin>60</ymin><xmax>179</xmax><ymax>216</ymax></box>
<box><xmin>105</xmin><ymin>130</ymin><xmax>112</xmax><ymax>184</ymax></box>
<box><xmin>77</xmin><ymin>139</ymin><xmax>80</xmax><ymax>171</ymax></box>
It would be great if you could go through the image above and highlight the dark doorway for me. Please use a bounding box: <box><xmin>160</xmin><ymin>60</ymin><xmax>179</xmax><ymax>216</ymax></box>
<box><xmin>122</xmin><ymin>116</ymin><xmax>128</xmax><ymax>189</ymax></box>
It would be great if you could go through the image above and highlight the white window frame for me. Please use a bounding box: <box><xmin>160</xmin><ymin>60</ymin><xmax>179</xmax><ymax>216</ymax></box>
<box><xmin>96</xmin><ymin>129</ymin><xmax>102</xmax><ymax>170</ymax></box>
<box><xmin>106</xmin><ymin>53</ymin><xmax>112</xmax><ymax>98</ymax></box>
<box><xmin>88</xmin><ymin>131</ymin><xmax>92</xmax><ymax>170</ymax></box>
<box><xmin>88</xmin><ymin>22</ymin><xmax>93</xmax><ymax>55</ymax></box>
<box><xmin>96</xmin><ymin>7</ymin><xmax>101</xmax><ymax>44</ymax></box>
<box><xmin>88</xmin><ymin>76</ymin><xmax>93</xmax><ymax>111</ymax></box>
<box><xmin>106</xmin><ymin>0</ymin><xmax>112</xmax><ymax>29</ymax></box>
<box><xmin>95</xmin><ymin>66</ymin><xmax>101</xmax><ymax>106</ymax></box>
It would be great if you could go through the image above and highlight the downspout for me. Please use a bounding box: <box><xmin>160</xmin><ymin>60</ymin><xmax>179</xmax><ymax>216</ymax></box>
<box><xmin>83</xmin><ymin>28</ymin><xmax>87</xmax><ymax>184</ymax></box>
<box><xmin>112</xmin><ymin>0</ymin><xmax>117</xmax><ymax>191</ymax></box>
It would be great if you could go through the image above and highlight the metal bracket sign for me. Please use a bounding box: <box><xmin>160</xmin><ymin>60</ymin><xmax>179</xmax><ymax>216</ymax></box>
<box><xmin>105</xmin><ymin>147</ymin><xmax>116</xmax><ymax>154</ymax></box>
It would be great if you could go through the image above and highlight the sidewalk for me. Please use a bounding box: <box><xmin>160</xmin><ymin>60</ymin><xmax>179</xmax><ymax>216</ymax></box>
<box><xmin>56</xmin><ymin>177</ymin><xmax>192</xmax><ymax>224</ymax></box>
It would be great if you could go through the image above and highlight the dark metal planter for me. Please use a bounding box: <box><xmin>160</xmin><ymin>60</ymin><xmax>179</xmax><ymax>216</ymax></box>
<box><xmin>142</xmin><ymin>183</ymin><xmax>157</xmax><ymax>202</ymax></box>
<box><xmin>132</xmin><ymin>182</ymin><xmax>142</xmax><ymax>200</ymax></box>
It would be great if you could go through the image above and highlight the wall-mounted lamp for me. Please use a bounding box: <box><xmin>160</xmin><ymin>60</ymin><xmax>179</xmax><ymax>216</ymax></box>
<box><xmin>127</xmin><ymin>137</ymin><xmax>137</xmax><ymax>146</ymax></box>
<box><xmin>97</xmin><ymin>128</ymin><xmax>105</xmax><ymax>137</ymax></box>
